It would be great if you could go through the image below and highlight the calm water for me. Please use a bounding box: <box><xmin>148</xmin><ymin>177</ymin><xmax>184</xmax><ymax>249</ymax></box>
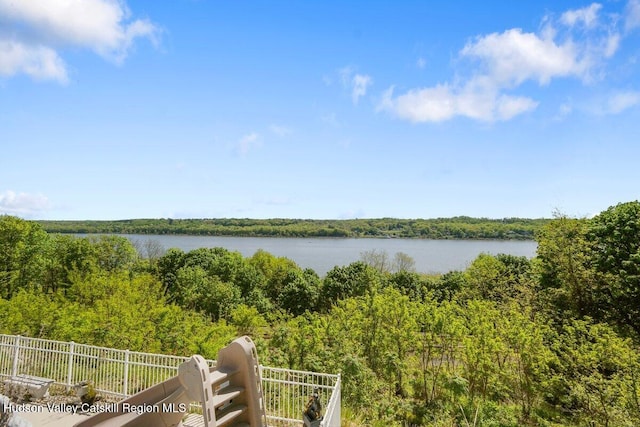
<box><xmin>119</xmin><ymin>234</ymin><xmax>538</xmax><ymax>276</ymax></box>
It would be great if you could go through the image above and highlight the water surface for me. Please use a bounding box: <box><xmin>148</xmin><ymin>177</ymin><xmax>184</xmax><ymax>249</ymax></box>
<box><xmin>119</xmin><ymin>234</ymin><xmax>538</xmax><ymax>276</ymax></box>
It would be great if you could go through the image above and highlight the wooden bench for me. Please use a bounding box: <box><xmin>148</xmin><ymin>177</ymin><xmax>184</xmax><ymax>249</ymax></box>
<box><xmin>3</xmin><ymin>374</ymin><xmax>55</xmax><ymax>399</ymax></box>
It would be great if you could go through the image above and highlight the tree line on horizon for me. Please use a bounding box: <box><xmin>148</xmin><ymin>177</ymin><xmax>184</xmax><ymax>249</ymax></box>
<box><xmin>1</xmin><ymin>201</ymin><xmax>640</xmax><ymax>426</ymax></box>
<box><xmin>36</xmin><ymin>216</ymin><xmax>549</xmax><ymax>240</ymax></box>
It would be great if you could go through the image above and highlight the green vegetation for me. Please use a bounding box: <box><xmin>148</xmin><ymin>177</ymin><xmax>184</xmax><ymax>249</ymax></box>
<box><xmin>2</xmin><ymin>202</ymin><xmax>640</xmax><ymax>426</ymax></box>
<box><xmin>36</xmin><ymin>216</ymin><xmax>549</xmax><ymax>240</ymax></box>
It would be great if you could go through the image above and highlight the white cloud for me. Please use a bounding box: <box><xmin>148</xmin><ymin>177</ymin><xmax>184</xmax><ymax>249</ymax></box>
<box><xmin>0</xmin><ymin>190</ymin><xmax>51</xmax><ymax>217</ymax></box>
<box><xmin>582</xmin><ymin>90</ymin><xmax>640</xmax><ymax>115</ymax></box>
<box><xmin>417</xmin><ymin>57</ymin><xmax>426</xmax><ymax>69</ymax></box>
<box><xmin>606</xmin><ymin>91</ymin><xmax>640</xmax><ymax>113</ymax></box>
<box><xmin>381</xmin><ymin>85</ymin><xmax>455</xmax><ymax>122</ymax></box>
<box><xmin>236</xmin><ymin>132</ymin><xmax>261</xmax><ymax>156</ymax></box>
<box><xmin>0</xmin><ymin>0</ymin><xmax>159</xmax><ymax>82</ymax></box>
<box><xmin>495</xmin><ymin>94</ymin><xmax>540</xmax><ymax>120</ymax></box>
<box><xmin>380</xmin><ymin>82</ymin><xmax>538</xmax><ymax>123</ymax></box>
<box><xmin>338</xmin><ymin>66</ymin><xmax>373</xmax><ymax>104</ymax></box>
<box><xmin>269</xmin><ymin>124</ymin><xmax>293</xmax><ymax>137</ymax></box>
<box><xmin>561</xmin><ymin>3</ymin><xmax>602</xmax><ymax>28</ymax></box>
<box><xmin>625</xmin><ymin>0</ymin><xmax>640</xmax><ymax>31</ymax></box>
<box><xmin>554</xmin><ymin>102</ymin><xmax>573</xmax><ymax>121</ymax></box>
<box><xmin>351</xmin><ymin>74</ymin><xmax>372</xmax><ymax>104</ymax></box>
<box><xmin>0</xmin><ymin>40</ymin><xmax>68</xmax><ymax>83</ymax></box>
<box><xmin>460</xmin><ymin>28</ymin><xmax>589</xmax><ymax>86</ymax></box>
<box><xmin>603</xmin><ymin>33</ymin><xmax>621</xmax><ymax>58</ymax></box>
<box><xmin>379</xmin><ymin>3</ymin><xmax>629</xmax><ymax>123</ymax></box>
<box><xmin>338</xmin><ymin>66</ymin><xmax>354</xmax><ymax>86</ymax></box>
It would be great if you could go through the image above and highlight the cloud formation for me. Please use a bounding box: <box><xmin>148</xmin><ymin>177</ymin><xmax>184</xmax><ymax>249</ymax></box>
<box><xmin>0</xmin><ymin>0</ymin><xmax>159</xmax><ymax>83</ymax></box>
<box><xmin>460</xmin><ymin>28</ymin><xmax>591</xmax><ymax>85</ymax></box>
<box><xmin>269</xmin><ymin>124</ymin><xmax>293</xmax><ymax>137</ymax></box>
<box><xmin>339</xmin><ymin>66</ymin><xmax>373</xmax><ymax>104</ymax></box>
<box><xmin>0</xmin><ymin>40</ymin><xmax>68</xmax><ymax>82</ymax></box>
<box><xmin>605</xmin><ymin>91</ymin><xmax>640</xmax><ymax>114</ymax></box>
<box><xmin>351</xmin><ymin>74</ymin><xmax>373</xmax><ymax>104</ymax></box>
<box><xmin>561</xmin><ymin>3</ymin><xmax>602</xmax><ymax>28</ymax></box>
<box><xmin>379</xmin><ymin>83</ymin><xmax>539</xmax><ymax>123</ymax></box>
<box><xmin>380</xmin><ymin>2</ymin><xmax>631</xmax><ymax>122</ymax></box>
<box><xmin>236</xmin><ymin>132</ymin><xmax>261</xmax><ymax>156</ymax></box>
<box><xmin>625</xmin><ymin>0</ymin><xmax>640</xmax><ymax>31</ymax></box>
<box><xmin>0</xmin><ymin>190</ymin><xmax>51</xmax><ymax>217</ymax></box>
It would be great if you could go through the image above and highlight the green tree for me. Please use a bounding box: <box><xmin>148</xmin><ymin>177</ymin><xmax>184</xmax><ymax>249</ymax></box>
<box><xmin>319</xmin><ymin>261</ymin><xmax>381</xmax><ymax>311</ymax></box>
<box><xmin>375</xmin><ymin>288</ymin><xmax>418</xmax><ymax>398</ymax></box>
<box><xmin>155</xmin><ymin>247</ymin><xmax>186</xmax><ymax>299</ymax></box>
<box><xmin>249</xmin><ymin>249</ymin><xmax>300</xmax><ymax>302</ymax></box>
<box><xmin>387</xmin><ymin>270</ymin><xmax>427</xmax><ymax>301</ymax></box>
<box><xmin>229</xmin><ymin>304</ymin><xmax>266</xmax><ymax>336</ymax></box>
<box><xmin>269</xmin><ymin>312</ymin><xmax>325</xmax><ymax>371</ymax></box>
<box><xmin>464</xmin><ymin>253</ymin><xmax>510</xmax><ymax>302</ymax></box>
<box><xmin>42</xmin><ymin>234</ymin><xmax>97</xmax><ymax>294</ymax></box>
<box><xmin>199</xmin><ymin>249</ymin><xmax>265</xmax><ymax>302</ymax></box>
<box><xmin>499</xmin><ymin>303</ymin><xmax>554</xmax><ymax>421</ymax></box>
<box><xmin>0</xmin><ymin>215</ymin><xmax>49</xmax><ymax>298</ymax></box>
<box><xmin>0</xmin><ymin>289</ymin><xmax>58</xmax><ymax>337</ymax></box>
<box><xmin>277</xmin><ymin>268</ymin><xmax>321</xmax><ymax>315</ymax></box>
<box><xmin>549</xmin><ymin>319</ymin><xmax>639</xmax><ymax>426</ymax></box>
<box><xmin>173</xmin><ymin>265</ymin><xmax>241</xmax><ymax>320</ymax></box>
<box><xmin>174</xmin><ymin>265</ymin><xmax>210</xmax><ymax>310</ymax></box>
<box><xmin>88</xmin><ymin>235</ymin><xmax>138</xmax><ymax>272</ymax></box>
<box><xmin>55</xmin><ymin>271</ymin><xmax>166</xmax><ymax>351</ymax></box>
<box><xmin>321</xmin><ymin>291</ymin><xmax>415</xmax><ymax>422</ymax></box>
<box><xmin>535</xmin><ymin>214</ymin><xmax>597</xmax><ymax>321</ymax></box>
<box><xmin>460</xmin><ymin>300</ymin><xmax>506</xmax><ymax>401</ymax></box>
<box><xmin>414</xmin><ymin>299</ymin><xmax>463</xmax><ymax>407</ymax></box>
<box><xmin>587</xmin><ymin>201</ymin><xmax>640</xmax><ymax>336</ymax></box>
<box><xmin>201</xmin><ymin>277</ymin><xmax>241</xmax><ymax>321</ymax></box>
<box><xmin>430</xmin><ymin>270</ymin><xmax>467</xmax><ymax>302</ymax></box>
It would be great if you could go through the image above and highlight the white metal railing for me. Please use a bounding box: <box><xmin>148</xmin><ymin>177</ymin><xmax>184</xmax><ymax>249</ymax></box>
<box><xmin>260</xmin><ymin>366</ymin><xmax>340</xmax><ymax>427</ymax></box>
<box><xmin>0</xmin><ymin>334</ymin><xmax>340</xmax><ymax>427</ymax></box>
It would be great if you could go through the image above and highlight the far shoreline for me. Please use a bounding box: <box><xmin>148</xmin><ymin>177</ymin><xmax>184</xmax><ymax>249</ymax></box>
<box><xmin>34</xmin><ymin>217</ymin><xmax>548</xmax><ymax>241</ymax></box>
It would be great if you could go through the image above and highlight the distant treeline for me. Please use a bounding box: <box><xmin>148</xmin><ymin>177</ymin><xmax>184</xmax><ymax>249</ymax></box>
<box><xmin>37</xmin><ymin>217</ymin><xmax>549</xmax><ymax>240</ymax></box>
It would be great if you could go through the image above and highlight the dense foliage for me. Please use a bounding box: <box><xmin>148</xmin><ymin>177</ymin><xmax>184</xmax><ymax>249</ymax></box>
<box><xmin>36</xmin><ymin>216</ymin><xmax>548</xmax><ymax>240</ymax></box>
<box><xmin>1</xmin><ymin>202</ymin><xmax>639</xmax><ymax>426</ymax></box>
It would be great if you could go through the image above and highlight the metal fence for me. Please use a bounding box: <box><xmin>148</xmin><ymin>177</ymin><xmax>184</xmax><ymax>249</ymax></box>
<box><xmin>260</xmin><ymin>367</ymin><xmax>340</xmax><ymax>427</ymax></box>
<box><xmin>0</xmin><ymin>334</ymin><xmax>340</xmax><ymax>427</ymax></box>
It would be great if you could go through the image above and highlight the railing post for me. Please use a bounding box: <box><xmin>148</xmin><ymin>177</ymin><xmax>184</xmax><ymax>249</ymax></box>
<box><xmin>335</xmin><ymin>374</ymin><xmax>341</xmax><ymax>427</ymax></box>
<box><xmin>11</xmin><ymin>336</ymin><xmax>21</xmax><ymax>377</ymax></box>
<box><xmin>67</xmin><ymin>341</ymin><xmax>75</xmax><ymax>390</ymax></box>
<box><xmin>123</xmin><ymin>349</ymin><xmax>130</xmax><ymax>397</ymax></box>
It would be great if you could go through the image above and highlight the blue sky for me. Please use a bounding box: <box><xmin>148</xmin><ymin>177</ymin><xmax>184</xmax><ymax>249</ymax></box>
<box><xmin>1</xmin><ymin>0</ymin><xmax>640</xmax><ymax>220</ymax></box>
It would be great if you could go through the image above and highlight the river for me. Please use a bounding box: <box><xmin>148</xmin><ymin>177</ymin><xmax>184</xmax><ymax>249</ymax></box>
<box><xmin>117</xmin><ymin>234</ymin><xmax>538</xmax><ymax>276</ymax></box>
